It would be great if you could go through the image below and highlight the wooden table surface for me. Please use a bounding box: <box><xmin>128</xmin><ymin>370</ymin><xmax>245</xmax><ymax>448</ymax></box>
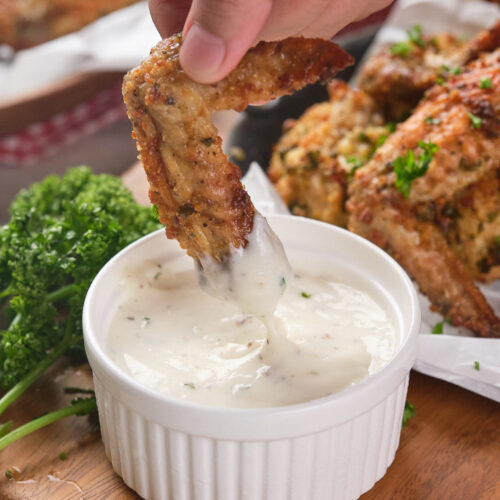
<box><xmin>1</xmin><ymin>367</ymin><xmax>498</xmax><ymax>500</ymax></box>
<box><xmin>1</xmin><ymin>165</ymin><xmax>499</xmax><ymax>499</ymax></box>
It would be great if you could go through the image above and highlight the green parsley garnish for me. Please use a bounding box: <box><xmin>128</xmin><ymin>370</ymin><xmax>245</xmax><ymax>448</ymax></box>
<box><xmin>496</xmin><ymin>236</ymin><xmax>500</xmax><ymax>245</ymax></box>
<box><xmin>59</xmin><ymin>452</ymin><xmax>67</xmax><ymax>460</ymax></box>
<box><xmin>402</xmin><ymin>401</ymin><xmax>415</xmax><ymax>428</ymax></box>
<box><xmin>407</xmin><ymin>25</ymin><xmax>425</xmax><ymax>48</ymax></box>
<box><xmin>424</xmin><ymin>116</ymin><xmax>441</xmax><ymax>125</ymax></box>
<box><xmin>152</xmin><ymin>204</ymin><xmax>159</xmax><ymax>219</ymax></box>
<box><xmin>374</xmin><ymin>135</ymin><xmax>387</xmax><ymax>149</ymax></box>
<box><xmin>468</xmin><ymin>112</ymin><xmax>482</xmax><ymax>129</ymax></box>
<box><xmin>346</xmin><ymin>156</ymin><xmax>364</xmax><ymax>175</ymax></box>
<box><xmin>390</xmin><ymin>41</ymin><xmax>412</xmax><ymax>57</ymax></box>
<box><xmin>473</xmin><ymin>361</ymin><xmax>480</xmax><ymax>371</ymax></box>
<box><xmin>392</xmin><ymin>141</ymin><xmax>439</xmax><ymax>198</ymax></box>
<box><xmin>358</xmin><ymin>132</ymin><xmax>370</xmax><ymax>143</ymax></box>
<box><xmin>441</xmin><ymin>65</ymin><xmax>461</xmax><ymax>75</ymax></box>
<box><xmin>369</xmin><ymin>123</ymin><xmax>397</xmax><ymax>158</ymax></box>
<box><xmin>5</xmin><ymin>469</ymin><xmax>13</xmax><ymax>479</ymax></box>
<box><xmin>390</xmin><ymin>25</ymin><xmax>425</xmax><ymax>57</ymax></box>
<box><xmin>479</xmin><ymin>76</ymin><xmax>493</xmax><ymax>89</ymax></box>
<box><xmin>432</xmin><ymin>322</ymin><xmax>444</xmax><ymax>334</ymax></box>
<box><xmin>301</xmin><ymin>291</ymin><xmax>312</xmax><ymax>299</ymax></box>
<box><xmin>432</xmin><ymin>317</ymin><xmax>451</xmax><ymax>334</ymax></box>
<box><xmin>184</xmin><ymin>382</ymin><xmax>196</xmax><ymax>390</ymax></box>
<box><xmin>280</xmin><ymin>276</ymin><xmax>286</xmax><ymax>287</ymax></box>
<box><xmin>386</xmin><ymin>122</ymin><xmax>397</xmax><ymax>133</ymax></box>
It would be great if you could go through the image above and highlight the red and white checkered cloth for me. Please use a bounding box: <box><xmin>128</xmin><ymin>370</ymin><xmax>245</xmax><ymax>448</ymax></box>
<box><xmin>0</xmin><ymin>82</ymin><xmax>127</xmax><ymax>166</ymax></box>
<box><xmin>0</xmin><ymin>4</ymin><xmax>393</xmax><ymax>166</ymax></box>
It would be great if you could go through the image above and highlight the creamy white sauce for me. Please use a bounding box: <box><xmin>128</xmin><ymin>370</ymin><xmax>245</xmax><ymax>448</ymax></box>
<box><xmin>106</xmin><ymin>251</ymin><xmax>398</xmax><ymax>408</ymax></box>
<box><xmin>197</xmin><ymin>213</ymin><xmax>293</xmax><ymax>319</ymax></box>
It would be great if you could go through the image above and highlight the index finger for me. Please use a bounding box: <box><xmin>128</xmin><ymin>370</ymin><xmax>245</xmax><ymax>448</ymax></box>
<box><xmin>149</xmin><ymin>0</ymin><xmax>192</xmax><ymax>37</ymax></box>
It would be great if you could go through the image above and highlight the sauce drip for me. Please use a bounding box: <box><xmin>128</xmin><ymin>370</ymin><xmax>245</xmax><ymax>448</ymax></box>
<box><xmin>196</xmin><ymin>213</ymin><xmax>293</xmax><ymax>319</ymax></box>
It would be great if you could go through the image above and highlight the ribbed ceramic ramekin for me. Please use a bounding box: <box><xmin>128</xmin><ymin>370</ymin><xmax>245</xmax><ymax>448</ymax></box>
<box><xmin>83</xmin><ymin>214</ymin><xmax>420</xmax><ymax>500</ymax></box>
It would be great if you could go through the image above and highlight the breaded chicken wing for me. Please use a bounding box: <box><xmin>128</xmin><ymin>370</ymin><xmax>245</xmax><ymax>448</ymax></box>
<box><xmin>357</xmin><ymin>21</ymin><xmax>500</xmax><ymax>120</ymax></box>
<box><xmin>268</xmin><ymin>80</ymin><xmax>386</xmax><ymax>226</ymax></box>
<box><xmin>123</xmin><ymin>35</ymin><xmax>353</xmax><ymax>262</ymax></box>
<box><xmin>348</xmin><ymin>50</ymin><xmax>500</xmax><ymax>337</ymax></box>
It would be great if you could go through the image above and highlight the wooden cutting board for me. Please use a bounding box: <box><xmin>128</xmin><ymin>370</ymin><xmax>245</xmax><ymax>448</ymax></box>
<box><xmin>1</xmin><ymin>164</ymin><xmax>499</xmax><ymax>499</ymax></box>
<box><xmin>1</xmin><ymin>366</ymin><xmax>498</xmax><ymax>500</ymax></box>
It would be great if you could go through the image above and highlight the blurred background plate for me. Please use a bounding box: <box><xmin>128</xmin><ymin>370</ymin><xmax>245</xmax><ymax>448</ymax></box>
<box><xmin>0</xmin><ymin>71</ymin><xmax>123</xmax><ymax>135</ymax></box>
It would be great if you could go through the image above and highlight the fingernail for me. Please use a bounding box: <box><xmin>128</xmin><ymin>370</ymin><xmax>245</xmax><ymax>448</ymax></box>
<box><xmin>180</xmin><ymin>23</ymin><xmax>226</xmax><ymax>83</ymax></box>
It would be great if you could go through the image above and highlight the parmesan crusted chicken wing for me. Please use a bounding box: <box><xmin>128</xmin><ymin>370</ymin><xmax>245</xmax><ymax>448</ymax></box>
<box><xmin>123</xmin><ymin>35</ymin><xmax>353</xmax><ymax>263</ymax></box>
<box><xmin>268</xmin><ymin>80</ymin><xmax>387</xmax><ymax>226</ymax></box>
<box><xmin>348</xmin><ymin>50</ymin><xmax>500</xmax><ymax>338</ymax></box>
<box><xmin>356</xmin><ymin>21</ymin><xmax>500</xmax><ymax>120</ymax></box>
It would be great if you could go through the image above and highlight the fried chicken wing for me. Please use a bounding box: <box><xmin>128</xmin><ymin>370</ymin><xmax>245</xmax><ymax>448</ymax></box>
<box><xmin>444</xmin><ymin>172</ymin><xmax>500</xmax><ymax>282</ymax></box>
<box><xmin>0</xmin><ymin>0</ymin><xmax>140</xmax><ymax>49</ymax></box>
<box><xmin>356</xmin><ymin>21</ymin><xmax>500</xmax><ymax>120</ymax></box>
<box><xmin>268</xmin><ymin>80</ymin><xmax>386</xmax><ymax>226</ymax></box>
<box><xmin>348</xmin><ymin>50</ymin><xmax>500</xmax><ymax>337</ymax></box>
<box><xmin>123</xmin><ymin>35</ymin><xmax>353</xmax><ymax>262</ymax></box>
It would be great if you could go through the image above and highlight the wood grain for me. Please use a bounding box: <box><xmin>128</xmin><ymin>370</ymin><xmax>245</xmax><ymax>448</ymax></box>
<box><xmin>1</xmin><ymin>368</ymin><xmax>498</xmax><ymax>500</ymax></box>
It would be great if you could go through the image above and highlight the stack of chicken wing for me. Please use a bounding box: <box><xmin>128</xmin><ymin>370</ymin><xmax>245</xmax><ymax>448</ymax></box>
<box><xmin>269</xmin><ymin>22</ymin><xmax>500</xmax><ymax>337</ymax></box>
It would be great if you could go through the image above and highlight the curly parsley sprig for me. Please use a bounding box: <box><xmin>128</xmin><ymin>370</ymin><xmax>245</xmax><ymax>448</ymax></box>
<box><xmin>0</xmin><ymin>167</ymin><xmax>160</xmax><ymax>448</ymax></box>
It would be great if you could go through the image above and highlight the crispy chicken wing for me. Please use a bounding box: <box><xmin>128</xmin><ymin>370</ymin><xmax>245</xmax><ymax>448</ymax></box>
<box><xmin>356</xmin><ymin>21</ymin><xmax>500</xmax><ymax>120</ymax></box>
<box><xmin>0</xmin><ymin>0</ymin><xmax>140</xmax><ymax>49</ymax></box>
<box><xmin>348</xmin><ymin>50</ymin><xmax>500</xmax><ymax>337</ymax></box>
<box><xmin>268</xmin><ymin>80</ymin><xmax>386</xmax><ymax>226</ymax></box>
<box><xmin>123</xmin><ymin>35</ymin><xmax>353</xmax><ymax>262</ymax></box>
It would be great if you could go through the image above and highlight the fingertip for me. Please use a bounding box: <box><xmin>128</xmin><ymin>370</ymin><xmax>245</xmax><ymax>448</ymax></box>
<box><xmin>180</xmin><ymin>23</ymin><xmax>227</xmax><ymax>83</ymax></box>
<box><xmin>149</xmin><ymin>0</ymin><xmax>191</xmax><ymax>38</ymax></box>
<box><xmin>180</xmin><ymin>0</ymin><xmax>271</xmax><ymax>83</ymax></box>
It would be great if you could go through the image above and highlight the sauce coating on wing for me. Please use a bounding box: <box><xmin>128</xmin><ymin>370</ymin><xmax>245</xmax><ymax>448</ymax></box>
<box><xmin>123</xmin><ymin>35</ymin><xmax>353</xmax><ymax>262</ymax></box>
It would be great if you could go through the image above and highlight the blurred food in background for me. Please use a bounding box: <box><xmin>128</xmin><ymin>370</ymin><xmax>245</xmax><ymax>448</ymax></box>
<box><xmin>0</xmin><ymin>0</ymin><xmax>141</xmax><ymax>49</ymax></box>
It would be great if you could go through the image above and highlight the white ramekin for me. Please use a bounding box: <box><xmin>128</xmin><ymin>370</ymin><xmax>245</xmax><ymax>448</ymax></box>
<box><xmin>83</xmin><ymin>214</ymin><xmax>420</xmax><ymax>500</ymax></box>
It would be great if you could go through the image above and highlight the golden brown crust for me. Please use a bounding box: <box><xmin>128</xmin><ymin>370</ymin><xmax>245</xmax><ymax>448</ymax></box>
<box><xmin>0</xmin><ymin>0</ymin><xmax>140</xmax><ymax>49</ymax></box>
<box><xmin>444</xmin><ymin>173</ymin><xmax>500</xmax><ymax>282</ymax></box>
<box><xmin>268</xmin><ymin>80</ymin><xmax>386</xmax><ymax>226</ymax></box>
<box><xmin>348</xmin><ymin>50</ymin><xmax>500</xmax><ymax>337</ymax></box>
<box><xmin>466</xmin><ymin>20</ymin><xmax>500</xmax><ymax>62</ymax></box>
<box><xmin>123</xmin><ymin>35</ymin><xmax>353</xmax><ymax>261</ymax></box>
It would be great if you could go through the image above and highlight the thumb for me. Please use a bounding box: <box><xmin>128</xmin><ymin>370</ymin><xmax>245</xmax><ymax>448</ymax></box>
<box><xmin>180</xmin><ymin>0</ymin><xmax>272</xmax><ymax>83</ymax></box>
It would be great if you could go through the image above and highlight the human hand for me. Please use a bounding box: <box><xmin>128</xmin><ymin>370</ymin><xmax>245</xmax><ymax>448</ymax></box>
<box><xmin>149</xmin><ymin>0</ymin><xmax>392</xmax><ymax>83</ymax></box>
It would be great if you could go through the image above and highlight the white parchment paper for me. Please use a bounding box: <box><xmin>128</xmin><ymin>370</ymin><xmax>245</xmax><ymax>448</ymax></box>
<box><xmin>243</xmin><ymin>161</ymin><xmax>500</xmax><ymax>403</ymax></box>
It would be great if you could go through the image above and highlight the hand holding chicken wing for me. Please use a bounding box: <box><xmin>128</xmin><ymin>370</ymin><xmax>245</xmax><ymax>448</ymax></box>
<box><xmin>123</xmin><ymin>35</ymin><xmax>353</xmax><ymax>263</ymax></box>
